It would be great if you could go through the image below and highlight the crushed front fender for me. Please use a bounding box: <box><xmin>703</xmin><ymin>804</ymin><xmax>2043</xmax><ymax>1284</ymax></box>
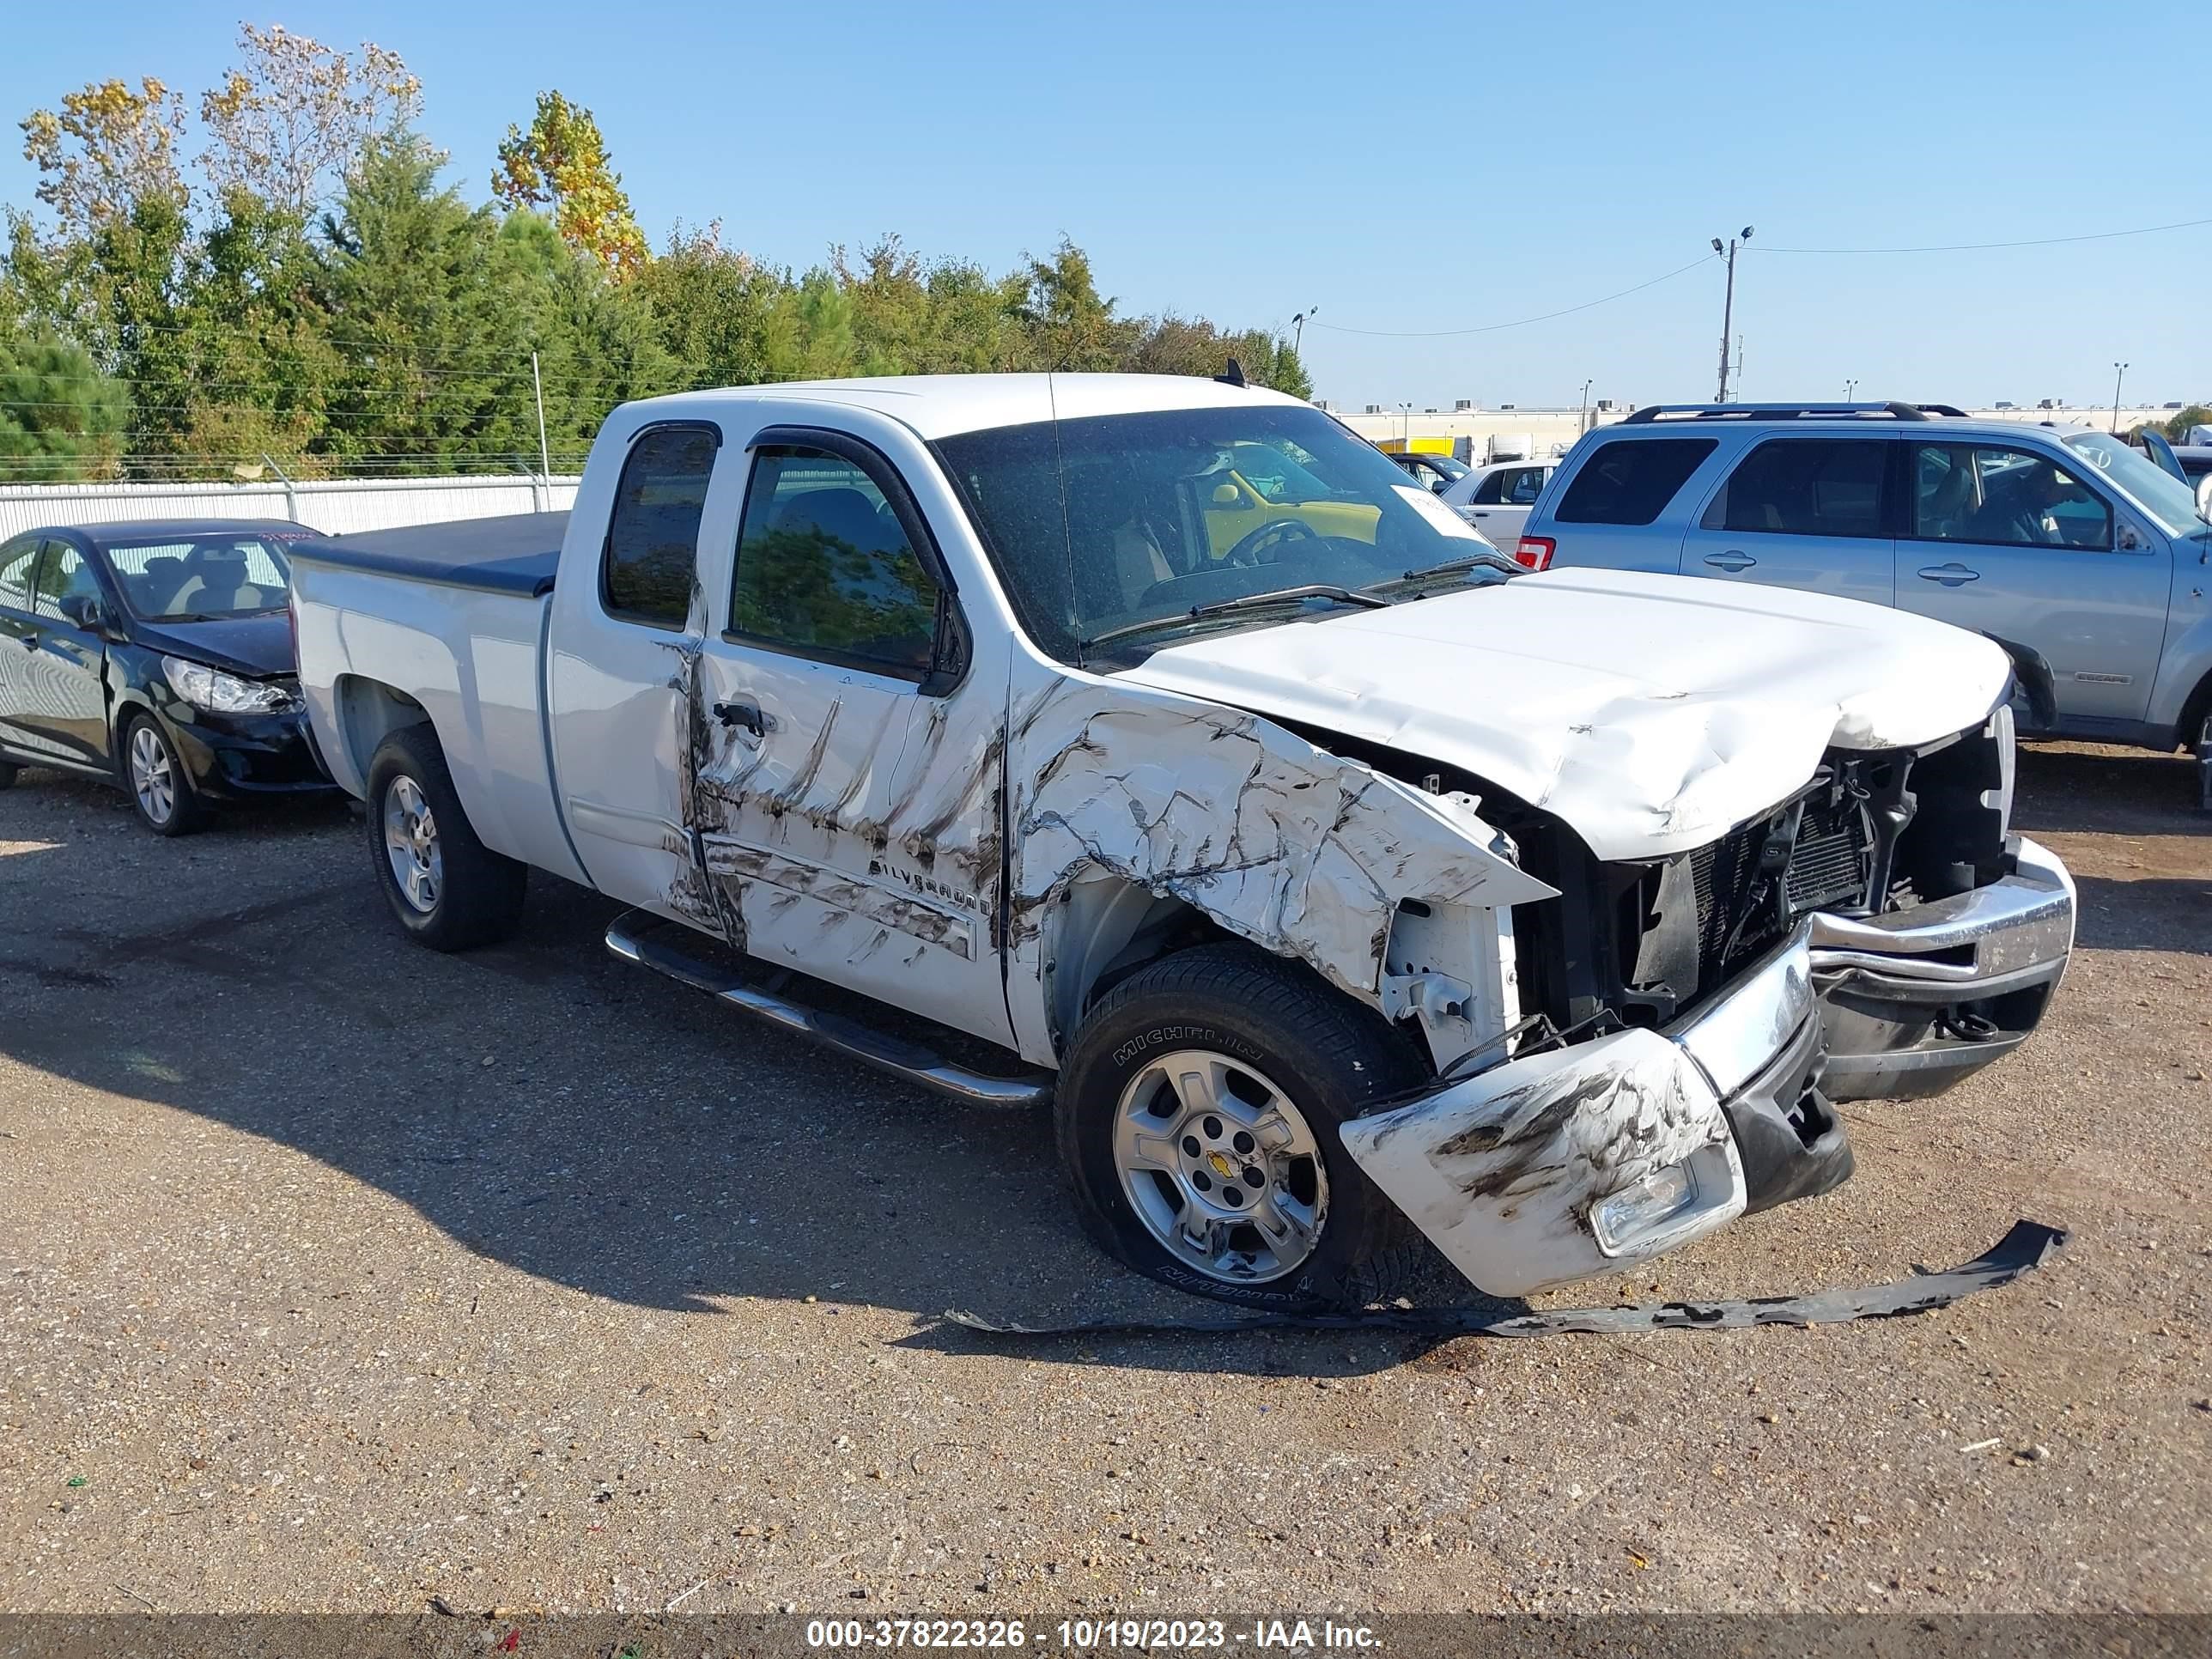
<box><xmin>1341</xmin><ymin>930</ymin><xmax>1821</xmax><ymax>1297</ymax></box>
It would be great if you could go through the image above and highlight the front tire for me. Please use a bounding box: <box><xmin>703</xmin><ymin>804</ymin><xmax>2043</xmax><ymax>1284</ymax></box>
<box><xmin>364</xmin><ymin>724</ymin><xmax>527</xmax><ymax>951</ymax></box>
<box><xmin>1054</xmin><ymin>943</ymin><xmax>1427</xmax><ymax>1311</ymax></box>
<box><xmin>122</xmin><ymin>714</ymin><xmax>203</xmax><ymax>836</ymax></box>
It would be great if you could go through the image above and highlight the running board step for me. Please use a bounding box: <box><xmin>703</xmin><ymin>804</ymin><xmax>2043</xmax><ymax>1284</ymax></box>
<box><xmin>605</xmin><ymin>908</ymin><xmax>1052</xmax><ymax>1109</ymax></box>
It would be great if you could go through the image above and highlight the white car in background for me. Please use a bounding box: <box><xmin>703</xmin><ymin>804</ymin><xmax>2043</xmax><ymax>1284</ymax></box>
<box><xmin>1439</xmin><ymin>458</ymin><xmax>1557</xmax><ymax>542</ymax></box>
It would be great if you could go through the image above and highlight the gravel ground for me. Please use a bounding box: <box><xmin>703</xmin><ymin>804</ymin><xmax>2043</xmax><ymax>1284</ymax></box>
<box><xmin>0</xmin><ymin>742</ymin><xmax>2205</xmax><ymax>1616</ymax></box>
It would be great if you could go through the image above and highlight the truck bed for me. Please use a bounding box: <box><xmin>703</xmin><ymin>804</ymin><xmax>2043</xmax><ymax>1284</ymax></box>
<box><xmin>316</xmin><ymin>512</ymin><xmax>568</xmax><ymax>598</ymax></box>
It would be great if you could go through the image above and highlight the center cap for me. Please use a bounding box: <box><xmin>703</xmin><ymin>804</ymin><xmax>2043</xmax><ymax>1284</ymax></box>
<box><xmin>1206</xmin><ymin>1152</ymin><xmax>1236</xmax><ymax>1180</ymax></box>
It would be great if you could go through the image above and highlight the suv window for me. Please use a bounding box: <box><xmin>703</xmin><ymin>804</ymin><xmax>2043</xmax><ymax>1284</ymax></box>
<box><xmin>603</xmin><ymin>423</ymin><xmax>718</xmax><ymax>628</ymax></box>
<box><xmin>1554</xmin><ymin>439</ymin><xmax>1716</xmax><ymax>526</ymax></box>
<box><xmin>1913</xmin><ymin>443</ymin><xmax>2112</xmax><ymax>550</ymax></box>
<box><xmin>1707</xmin><ymin>439</ymin><xmax>1888</xmax><ymax>538</ymax></box>
<box><xmin>731</xmin><ymin>447</ymin><xmax>940</xmax><ymax>676</ymax></box>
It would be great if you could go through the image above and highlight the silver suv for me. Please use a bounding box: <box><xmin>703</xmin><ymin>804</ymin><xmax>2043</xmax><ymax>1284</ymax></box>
<box><xmin>1516</xmin><ymin>401</ymin><xmax>2212</xmax><ymax>793</ymax></box>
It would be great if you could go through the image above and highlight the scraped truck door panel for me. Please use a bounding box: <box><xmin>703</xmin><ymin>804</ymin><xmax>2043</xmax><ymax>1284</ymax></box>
<box><xmin>685</xmin><ymin>428</ymin><xmax>1016</xmax><ymax>1048</ymax></box>
<box><xmin>549</xmin><ymin>422</ymin><xmax>730</xmax><ymax>911</ymax></box>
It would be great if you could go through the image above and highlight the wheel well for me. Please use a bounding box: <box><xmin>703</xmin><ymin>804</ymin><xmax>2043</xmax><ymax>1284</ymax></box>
<box><xmin>2177</xmin><ymin>667</ymin><xmax>2212</xmax><ymax>753</ymax></box>
<box><xmin>334</xmin><ymin>677</ymin><xmax>429</xmax><ymax>786</ymax></box>
<box><xmin>1042</xmin><ymin>878</ymin><xmax>1238</xmax><ymax>1054</ymax></box>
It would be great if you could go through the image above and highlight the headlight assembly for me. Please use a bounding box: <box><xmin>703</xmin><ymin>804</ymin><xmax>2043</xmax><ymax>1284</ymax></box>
<box><xmin>160</xmin><ymin>656</ymin><xmax>297</xmax><ymax>716</ymax></box>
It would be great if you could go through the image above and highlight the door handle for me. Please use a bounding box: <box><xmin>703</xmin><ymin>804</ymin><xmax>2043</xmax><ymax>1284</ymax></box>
<box><xmin>1703</xmin><ymin>550</ymin><xmax>1756</xmax><ymax>572</ymax></box>
<box><xmin>713</xmin><ymin>699</ymin><xmax>764</xmax><ymax>736</ymax></box>
<box><xmin>1917</xmin><ymin>563</ymin><xmax>1980</xmax><ymax>586</ymax></box>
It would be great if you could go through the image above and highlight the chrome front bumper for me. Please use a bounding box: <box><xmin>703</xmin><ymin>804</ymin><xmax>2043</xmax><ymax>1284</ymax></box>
<box><xmin>1809</xmin><ymin>836</ymin><xmax>2075</xmax><ymax>1098</ymax></box>
<box><xmin>1338</xmin><ymin>838</ymin><xmax>2077</xmax><ymax>1297</ymax></box>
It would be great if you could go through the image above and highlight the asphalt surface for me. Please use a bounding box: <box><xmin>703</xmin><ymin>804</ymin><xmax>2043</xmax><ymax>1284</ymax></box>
<box><xmin>0</xmin><ymin>743</ymin><xmax>2205</xmax><ymax>1615</ymax></box>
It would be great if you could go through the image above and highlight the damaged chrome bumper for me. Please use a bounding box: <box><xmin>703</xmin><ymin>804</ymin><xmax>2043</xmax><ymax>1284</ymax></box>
<box><xmin>1810</xmin><ymin>835</ymin><xmax>2075</xmax><ymax>1100</ymax></box>
<box><xmin>1339</xmin><ymin>837</ymin><xmax>2076</xmax><ymax>1298</ymax></box>
<box><xmin>1340</xmin><ymin>934</ymin><xmax>1819</xmax><ymax>1297</ymax></box>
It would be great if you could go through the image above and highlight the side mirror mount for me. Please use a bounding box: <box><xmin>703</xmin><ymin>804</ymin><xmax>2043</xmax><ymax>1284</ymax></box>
<box><xmin>56</xmin><ymin>592</ymin><xmax>106</xmax><ymax>631</ymax></box>
<box><xmin>2197</xmin><ymin>475</ymin><xmax>2212</xmax><ymax>523</ymax></box>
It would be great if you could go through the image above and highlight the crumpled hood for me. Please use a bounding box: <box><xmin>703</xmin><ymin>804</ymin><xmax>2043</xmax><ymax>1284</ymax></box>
<box><xmin>127</xmin><ymin>612</ymin><xmax>295</xmax><ymax>679</ymax></box>
<box><xmin>1121</xmin><ymin>567</ymin><xmax>2010</xmax><ymax>860</ymax></box>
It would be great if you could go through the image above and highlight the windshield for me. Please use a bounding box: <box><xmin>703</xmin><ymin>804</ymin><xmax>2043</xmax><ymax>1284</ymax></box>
<box><xmin>934</xmin><ymin>404</ymin><xmax>1504</xmax><ymax>663</ymax></box>
<box><xmin>2061</xmin><ymin>430</ymin><xmax>2206</xmax><ymax>537</ymax></box>
<box><xmin>105</xmin><ymin>535</ymin><xmax>293</xmax><ymax>621</ymax></box>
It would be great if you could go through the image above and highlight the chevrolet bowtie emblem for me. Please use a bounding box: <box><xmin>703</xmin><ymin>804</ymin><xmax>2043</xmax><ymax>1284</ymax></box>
<box><xmin>1207</xmin><ymin>1152</ymin><xmax>1236</xmax><ymax>1180</ymax></box>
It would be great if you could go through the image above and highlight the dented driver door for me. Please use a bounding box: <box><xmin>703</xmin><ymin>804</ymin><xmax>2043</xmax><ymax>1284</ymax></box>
<box><xmin>682</xmin><ymin>424</ymin><xmax>1016</xmax><ymax>1048</ymax></box>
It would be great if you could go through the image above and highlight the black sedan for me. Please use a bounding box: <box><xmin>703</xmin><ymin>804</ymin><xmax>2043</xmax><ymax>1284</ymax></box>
<box><xmin>0</xmin><ymin>519</ymin><xmax>338</xmax><ymax>834</ymax></box>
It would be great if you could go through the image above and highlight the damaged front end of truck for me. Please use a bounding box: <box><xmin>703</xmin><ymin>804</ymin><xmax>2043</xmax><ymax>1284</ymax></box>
<box><xmin>1338</xmin><ymin>702</ymin><xmax>2076</xmax><ymax>1297</ymax></box>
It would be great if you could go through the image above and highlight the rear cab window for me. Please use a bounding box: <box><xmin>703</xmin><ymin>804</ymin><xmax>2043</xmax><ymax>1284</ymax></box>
<box><xmin>1553</xmin><ymin>439</ymin><xmax>1717</xmax><ymax>526</ymax></box>
<box><xmin>602</xmin><ymin>424</ymin><xmax>719</xmax><ymax>629</ymax></box>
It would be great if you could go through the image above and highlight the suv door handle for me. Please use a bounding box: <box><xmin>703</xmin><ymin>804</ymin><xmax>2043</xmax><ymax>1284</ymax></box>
<box><xmin>1917</xmin><ymin>562</ymin><xmax>1980</xmax><ymax>586</ymax></box>
<box><xmin>1703</xmin><ymin>550</ymin><xmax>1756</xmax><ymax>572</ymax></box>
<box><xmin>713</xmin><ymin>699</ymin><xmax>765</xmax><ymax>735</ymax></box>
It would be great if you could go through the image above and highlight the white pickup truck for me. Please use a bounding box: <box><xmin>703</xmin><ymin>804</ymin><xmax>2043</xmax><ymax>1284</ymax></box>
<box><xmin>289</xmin><ymin>374</ymin><xmax>2077</xmax><ymax>1310</ymax></box>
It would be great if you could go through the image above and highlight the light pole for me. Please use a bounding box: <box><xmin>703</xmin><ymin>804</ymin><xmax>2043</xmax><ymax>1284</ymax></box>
<box><xmin>1291</xmin><ymin>307</ymin><xmax>1319</xmax><ymax>355</ymax></box>
<box><xmin>1711</xmin><ymin>226</ymin><xmax>1753</xmax><ymax>403</ymax></box>
<box><xmin>1397</xmin><ymin>401</ymin><xmax>1413</xmax><ymax>451</ymax></box>
<box><xmin>2111</xmin><ymin>362</ymin><xmax>2129</xmax><ymax>433</ymax></box>
<box><xmin>1844</xmin><ymin>378</ymin><xmax>1859</xmax><ymax>402</ymax></box>
<box><xmin>1578</xmin><ymin>378</ymin><xmax>1594</xmax><ymax>434</ymax></box>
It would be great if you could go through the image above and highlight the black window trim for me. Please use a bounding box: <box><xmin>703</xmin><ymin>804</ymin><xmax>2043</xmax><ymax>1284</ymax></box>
<box><xmin>599</xmin><ymin>418</ymin><xmax>724</xmax><ymax>633</ymax></box>
<box><xmin>1900</xmin><ymin>437</ymin><xmax>2118</xmax><ymax>554</ymax></box>
<box><xmin>1693</xmin><ymin>434</ymin><xmax>1899</xmax><ymax>542</ymax></box>
<box><xmin>724</xmin><ymin>422</ymin><xmax>972</xmax><ymax>697</ymax></box>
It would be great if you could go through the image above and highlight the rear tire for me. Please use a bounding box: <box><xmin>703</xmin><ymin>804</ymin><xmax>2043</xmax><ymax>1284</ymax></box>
<box><xmin>121</xmin><ymin>714</ymin><xmax>204</xmax><ymax>836</ymax></box>
<box><xmin>364</xmin><ymin>724</ymin><xmax>526</xmax><ymax>951</ymax></box>
<box><xmin>1054</xmin><ymin>943</ymin><xmax>1428</xmax><ymax>1312</ymax></box>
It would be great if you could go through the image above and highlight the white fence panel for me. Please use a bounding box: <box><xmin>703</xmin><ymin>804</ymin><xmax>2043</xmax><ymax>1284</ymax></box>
<box><xmin>0</xmin><ymin>474</ymin><xmax>581</xmax><ymax>541</ymax></box>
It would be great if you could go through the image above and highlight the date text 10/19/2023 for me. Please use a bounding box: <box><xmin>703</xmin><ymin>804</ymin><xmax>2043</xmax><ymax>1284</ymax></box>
<box><xmin>805</xmin><ymin>1620</ymin><xmax>1382</xmax><ymax>1651</ymax></box>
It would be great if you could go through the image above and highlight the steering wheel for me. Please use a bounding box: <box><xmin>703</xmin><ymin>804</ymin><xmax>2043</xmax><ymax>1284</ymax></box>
<box><xmin>1224</xmin><ymin>517</ymin><xmax>1322</xmax><ymax>568</ymax></box>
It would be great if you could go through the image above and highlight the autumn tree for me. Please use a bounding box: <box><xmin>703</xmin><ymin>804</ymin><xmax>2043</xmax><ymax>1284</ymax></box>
<box><xmin>491</xmin><ymin>91</ymin><xmax>648</xmax><ymax>279</ymax></box>
<box><xmin>199</xmin><ymin>23</ymin><xmax>421</xmax><ymax>216</ymax></box>
<box><xmin>19</xmin><ymin>76</ymin><xmax>189</xmax><ymax>238</ymax></box>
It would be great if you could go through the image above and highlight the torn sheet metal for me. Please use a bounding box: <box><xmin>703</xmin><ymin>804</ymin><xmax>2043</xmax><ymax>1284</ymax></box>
<box><xmin>1121</xmin><ymin>568</ymin><xmax>2012</xmax><ymax>860</ymax></box>
<box><xmin>1004</xmin><ymin>666</ymin><xmax>1555</xmax><ymax>1062</ymax></box>
<box><xmin>937</xmin><ymin>1219</ymin><xmax>2067</xmax><ymax>1338</ymax></box>
<box><xmin>1340</xmin><ymin>1026</ymin><xmax>1748</xmax><ymax>1297</ymax></box>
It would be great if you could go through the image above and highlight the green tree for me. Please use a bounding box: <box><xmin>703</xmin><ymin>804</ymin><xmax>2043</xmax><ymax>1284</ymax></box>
<box><xmin>0</xmin><ymin>333</ymin><xmax>125</xmax><ymax>479</ymax></box>
<box><xmin>2160</xmin><ymin>404</ymin><xmax>2211</xmax><ymax>441</ymax></box>
<box><xmin>492</xmin><ymin>91</ymin><xmax>648</xmax><ymax>280</ymax></box>
<box><xmin>1017</xmin><ymin>238</ymin><xmax>1131</xmax><ymax>370</ymax></box>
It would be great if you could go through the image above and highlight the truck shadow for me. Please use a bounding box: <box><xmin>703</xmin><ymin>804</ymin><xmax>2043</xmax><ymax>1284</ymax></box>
<box><xmin>2013</xmin><ymin>741</ymin><xmax>2201</xmax><ymax>836</ymax></box>
<box><xmin>2013</xmin><ymin>744</ymin><xmax>2210</xmax><ymax>955</ymax></box>
<box><xmin>0</xmin><ymin>785</ymin><xmax>1492</xmax><ymax>1376</ymax></box>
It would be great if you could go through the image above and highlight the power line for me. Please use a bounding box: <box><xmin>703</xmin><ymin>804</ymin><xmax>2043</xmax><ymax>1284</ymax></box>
<box><xmin>1307</xmin><ymin>258</ymin><xmax>1712</xmax><ymax>340</ymax></box>
<box><xmin>1751</xmin><ymin>215</ymin><xmax>2212</xmax><ymax>255</ymax></box>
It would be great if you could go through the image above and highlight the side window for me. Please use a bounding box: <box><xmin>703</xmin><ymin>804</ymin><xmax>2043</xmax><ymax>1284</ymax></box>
<box><xmin>1913</xmin><ymin>444</ymin><xmax>2112</xmax><ymax>550</ymax></box>
<box><xmin>0</xmin><ymin>539</ymin><xmax>37</xmax><ymax>611</ymax></box>
<box><xmin>1504</xmin><ymin>466</ymin><xmax>1547</xmax><ymax>506</ymax></box>
<box><xmin>31</xmin><ymin>541</ymin><xmax>102</xmax><ymax>620</ymax></box>
<box><xmin>1710</xmin><ymin>440</ymin><xmax>1888</xmax><ymax>538</ymax></box>
<box><xmin>602</xmin><ymin>424</ymin><xmax>717</xmax><ymax>628</ymax></box>
<box><xmin>731</xmin><ymin>447</ymin><xmax>941</xmax><ymax>676</ymax></box>
<box><xmin>1469</xmin><ymin>470</ymin><xmax>1506</xmax><ymax>505</ymax></box>
<box><xmin>1554</xmin><ymin>439</ymin><xmax>1717</xmax><ymax>526</ymax></box>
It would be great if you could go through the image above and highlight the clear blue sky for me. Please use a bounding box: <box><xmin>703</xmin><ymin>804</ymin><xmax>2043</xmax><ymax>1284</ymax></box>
<box><xmin>2</xmin><ymin>1</ymin><xmax>2204</xmax><ymax>411</ymax></box>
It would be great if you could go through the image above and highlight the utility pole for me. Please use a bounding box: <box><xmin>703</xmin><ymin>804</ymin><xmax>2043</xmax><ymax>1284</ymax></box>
<box><xmin>1291</xmin><ymin>307</ymin><xmax>1318</xmax><ymax>355</ymax></box>
<box><xmin>2111</xmin><ymin>361</ymin><xmax>2129</xmax><ymax>434</ymax></box>
<box><xmin>1578</xmin><ymin>378</ymin><xmax>1593</xmax><ymax>434</ymax></box>
<box><xmin>1711</xmin><ymin>227</ymin><xmax>1753</xmax><ymax>403</ymax></box>
<box><xmin>532</xmin><ymin>351</ymin><xmax>552</xmax><ymax>484</ymax></box>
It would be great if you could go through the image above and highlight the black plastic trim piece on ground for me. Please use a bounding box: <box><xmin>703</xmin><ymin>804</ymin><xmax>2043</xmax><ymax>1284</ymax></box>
<box><xmin>941</xmin><ymin>1219</ymin><xmax>2065</xmax><ymax>1339</ymax></box>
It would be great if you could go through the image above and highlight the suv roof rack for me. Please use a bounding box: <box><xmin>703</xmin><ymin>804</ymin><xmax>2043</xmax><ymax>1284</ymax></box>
<box><xmin>1620</xmin><ymin>401</ymin><xmax>1961</xmax><ymax>424</ymax></box>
